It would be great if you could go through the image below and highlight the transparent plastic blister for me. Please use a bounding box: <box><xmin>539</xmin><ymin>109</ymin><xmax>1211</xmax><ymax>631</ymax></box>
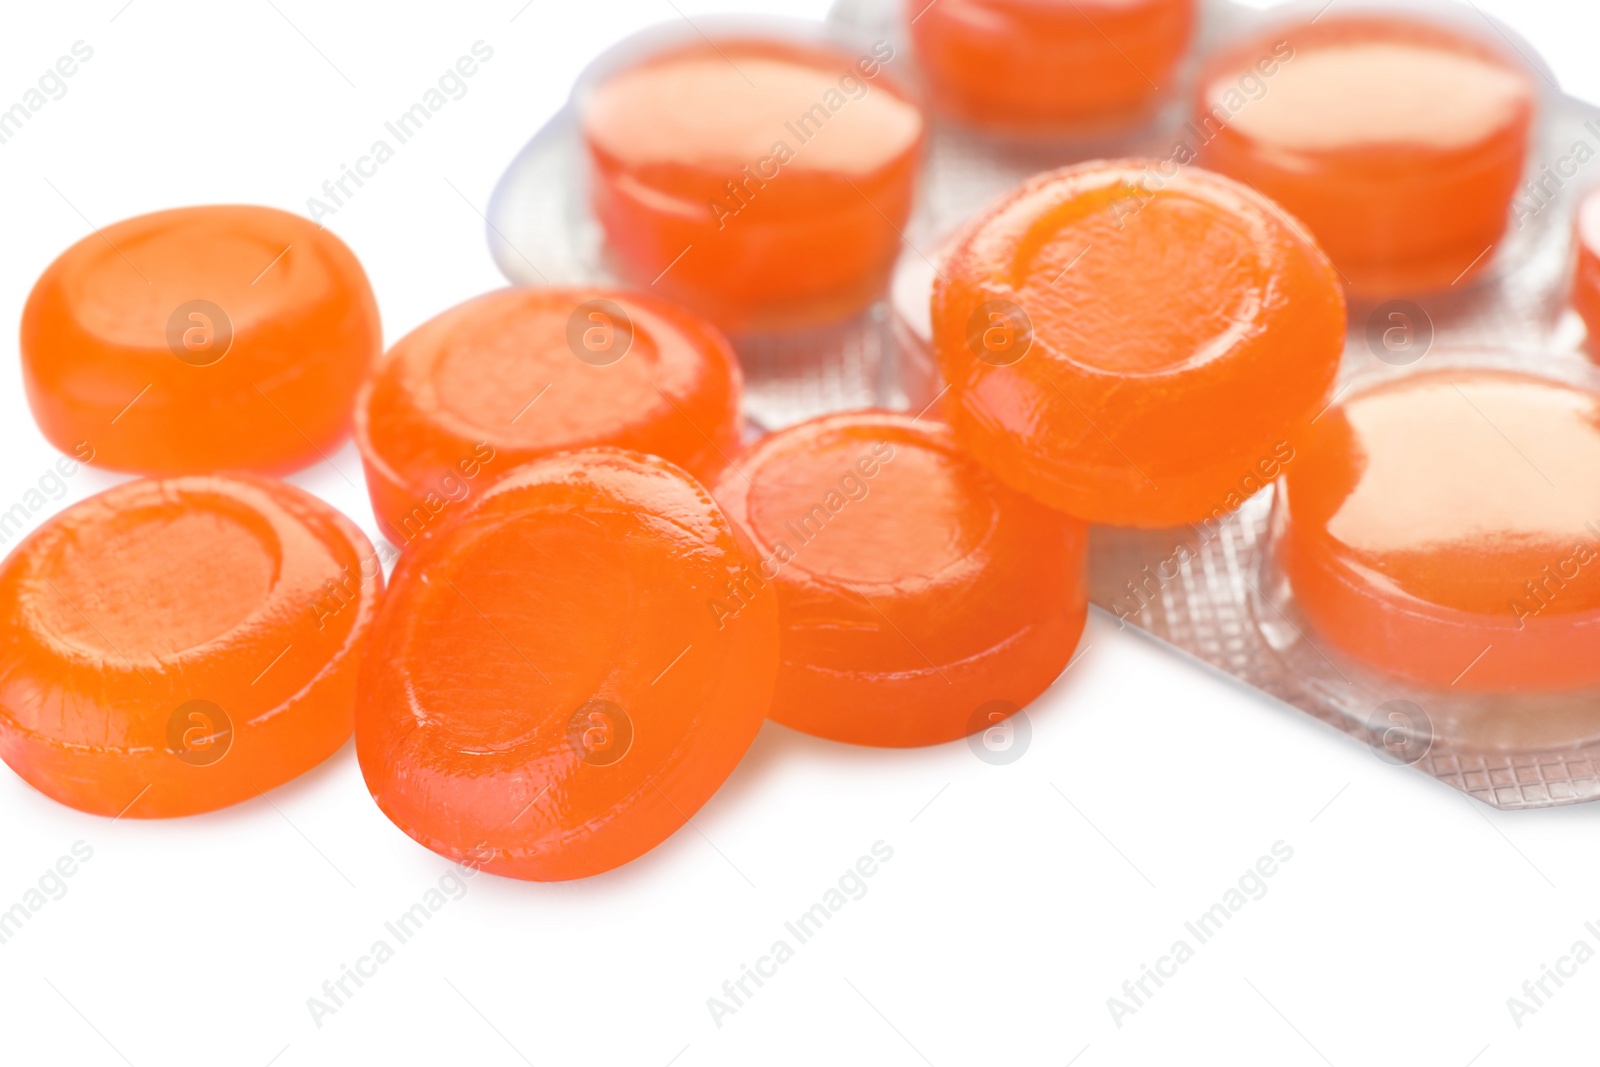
<box><xmin>488</xmin><ymin>0</ymin><xmax>1600</xmax><ymax>807</ymax></box>
<box><xmin>1086</xmin><ymin>349</ymin><xmax>1600</xmax><ymax>811</ymax></box>
<box><xmin>487</xmin><ymin>15</ymin><xmax>920</xmax><ymax>433</ymax></box>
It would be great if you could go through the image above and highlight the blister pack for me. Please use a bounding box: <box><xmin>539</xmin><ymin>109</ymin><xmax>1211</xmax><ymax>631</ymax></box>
<box><xmin>488</xmin><ymin>0</ymin><xmax>1600</xmax><ymax>808</ymax></box>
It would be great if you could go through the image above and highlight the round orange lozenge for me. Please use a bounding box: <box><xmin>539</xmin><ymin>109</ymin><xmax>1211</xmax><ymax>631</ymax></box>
<box><xmin>355</xmin><ymin>288</ymin><xmax>741</xmax><ymax>549</ymax></box>
<box><xmin>714</xmin><ymin>412</ymin><xmax>1087</xmax><ymax>747</ymax></box>
<box><xmin>1575</xmin><ymin>189</ymin><xmax>1600</xmax><ymax>355</ymax></box>
<box><xmin>932</xmin><ymin>160</ymin><xmax>1345</xmax><ymax>527</ymax></box>
<box><xmin>909</xmin><ymin>0</ymin><xmax>1195</xmax><ymax>132</ymax></box>
<box><xmin>355</xmin><ymin>449</ymin><xmax>779</xmax><ymax>881</ymax></box>
<box><xmin>0</xmin><ymin>475</ymin><xmax>381</xmax><ymax>817</ymax></box>
<box><xmin>580</xmin><ymin>37</ymin><xmax>924</xmax><ymax>331</ymax></box>
<box><xmin>1196</xmin><ymin>15</ymin><xmax>1535</xmax><ymax>296</ymax></box>
<box><xmin>1277</xmin><ymin>367</ymin><xmax>1600</xmax><ymax>692</ymax></box>
<box><xmin>22</xmin><ymin>205</ymin><xmax>380</xmax><ymax>474</ymax></box>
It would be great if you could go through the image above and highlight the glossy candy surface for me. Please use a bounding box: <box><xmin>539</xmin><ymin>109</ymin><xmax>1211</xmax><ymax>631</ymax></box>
<box><xmin>1278</xmin><ymin>367</ymin><xmax>1600</xmax><ymax>692</ymax></box>
<box><xmin>0</xmin><ymin>475</ymin><xmax>381</xmax><ymax>817</ymax></box>
<box><xmin>22</xmin><ymin>205</ymin><xmax>380</xmax><ymax>474</ymax></box>
<box><xmin>714</xmin><ymin>412</ymin><xmax>1087</xmax><ymax>746</ymax></box>
<box><xmin>1197</xmin><ymin>15</ymin><xmax>1535</xmax><ymax>296</ymax></box>
<box><xmin>910</xmin><ymin>0</ymin><xmax>1194</xmax><ymax>132</ymax></box>
<box><xmin>355</xmin><ymin>288</ymin><xmax>741</xmax><ymax>548</ymax></box>
<box><xmin>356</xmin><ymin>449</ymin><xmax>779</xmax><ymax>881</ymax></box>
<box><xmin>580</xmin><ymin>38</ymin><xmax>924</xmax><ymax>331</ymax></box>
<box><xmin>932</xmin><ymin>160</ymin><xmax>1345</xmax><ymax>527</ymax></box>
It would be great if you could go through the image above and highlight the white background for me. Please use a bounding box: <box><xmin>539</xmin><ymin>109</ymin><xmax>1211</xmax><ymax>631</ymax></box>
<box><xmin>2</xmin><ymin>1</ymin><xmax>1599</xmax><ymax>1064</ymax></box>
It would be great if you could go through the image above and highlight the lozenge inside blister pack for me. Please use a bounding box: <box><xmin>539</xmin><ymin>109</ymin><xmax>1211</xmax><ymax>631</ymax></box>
<box><xmin>488</xmin><ymin>0</ymin><xmax>1600</xmax><ymax>808</ymax></box>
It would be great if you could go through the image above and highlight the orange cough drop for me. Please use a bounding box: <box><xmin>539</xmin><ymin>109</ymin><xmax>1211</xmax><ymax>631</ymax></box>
<box><xmin>910</xmin><ymin>0</ymin><xmax>1195</xmax><ymax>132</ymax></box>
<box><xmin>355</xmin><ymin>288</ymin><xmax>742</xmax><ymax>549</ymax></box>
<box><xmin>932</xmin><ymin>161</ymin><xmax>1345</xmax><ymax>527</ymax></box>
<box><xmin>1278</xmin><ymin>367</ymin><xmax>1600</xmax><ymax>692</ymax></box>
<box><xmin>23</xmin><ymin>205</ymin><xmax>380</xmax><ymax>474</ymax></box>
<box><xmin>355</xmin><ymin>450</ymin><xmax>779</xmax><ymax>881</ymax></box>
<box><xmin>0</xmin><ymin>475</ymin><xmax>381</xmax><ymax>817</ymax></box>
<box><xmin>714</xmin><ymin>412</ymin><xmax>1088</xmax><ymax>747</ymax></box>
<box><xmin>581</xmin><ymin>38</ymin><xmax>924</xmax><ymax>331</ymax></box>
<box><xmin>1196</xmin><ymin>15</ymin><xmax>1535</xmax><ymax>296</ymax></box>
